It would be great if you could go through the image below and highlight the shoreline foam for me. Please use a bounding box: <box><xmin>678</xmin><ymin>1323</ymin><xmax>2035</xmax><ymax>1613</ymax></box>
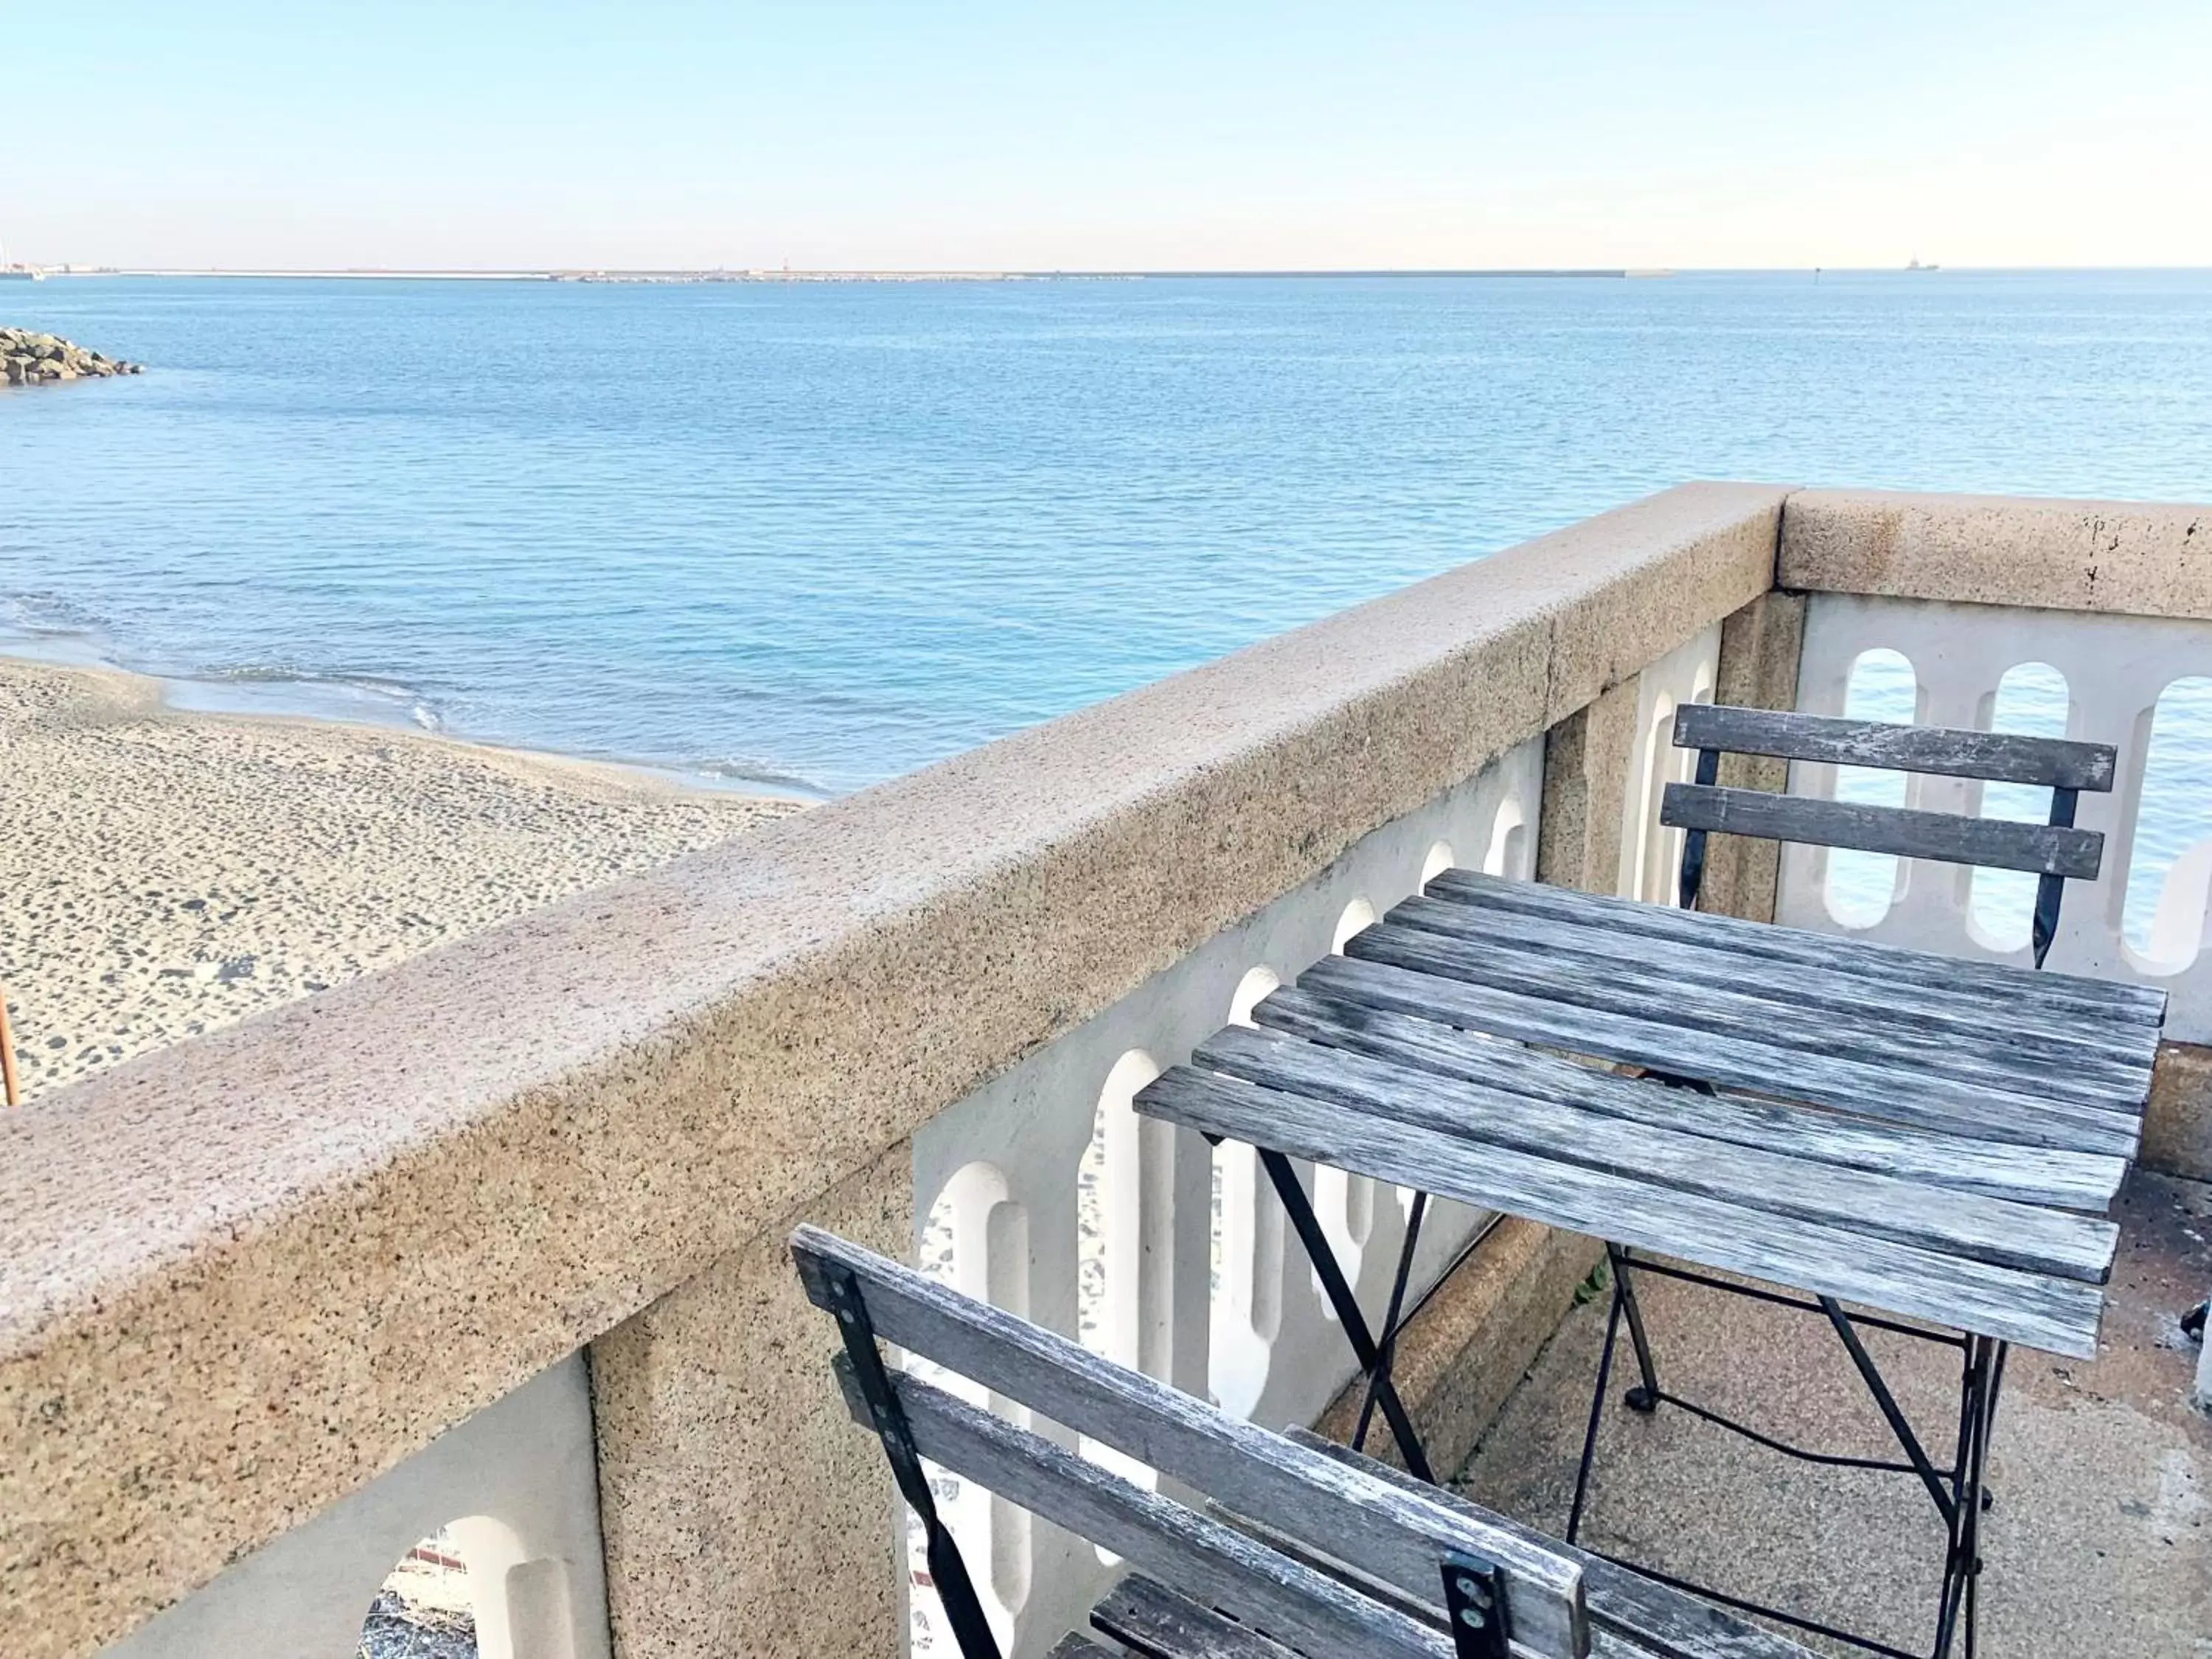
<box><xmin>0</xmin><ymin>654</ymin><xmax>803</xmax><ymax>1100</ymax></box>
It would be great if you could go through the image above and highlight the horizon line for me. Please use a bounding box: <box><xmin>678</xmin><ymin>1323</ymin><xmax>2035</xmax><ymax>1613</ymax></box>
<box><xmin>19</xmin><ymin>262</ymin><xmax>2212</xmax><ymax>282</ymax></box>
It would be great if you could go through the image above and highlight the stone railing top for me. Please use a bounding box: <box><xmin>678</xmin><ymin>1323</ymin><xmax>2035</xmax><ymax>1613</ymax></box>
<box><xmin>1</xmin><ymin>482</ymin><xmax>1785</xmax><ymax>1656</ymax></box>
<box><xmin>1782</xmin><ymin>487</ymin><xmax>2212</xmax><ymax>621</ymax></box>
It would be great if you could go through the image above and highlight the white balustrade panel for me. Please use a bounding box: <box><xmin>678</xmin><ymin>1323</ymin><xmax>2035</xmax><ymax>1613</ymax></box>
<box><xmin>100</xmin><ymin>1355</ymin><xmax>611</xmax><ymax>1659</ymax></box>
<box><xmin>1781</xmin><ymin>593</ymin><xmax>2212</xmax><ymax>1041</ymax></box>
<box><xmin>1617</xmin><ymin>625</ymin><xmax>1722</xmax><ymax>906</ymax></box>
<box><xmin>910</xmin><ymin>737</ymin><xmax>1544</xmax><ymax>1658</ymax></box>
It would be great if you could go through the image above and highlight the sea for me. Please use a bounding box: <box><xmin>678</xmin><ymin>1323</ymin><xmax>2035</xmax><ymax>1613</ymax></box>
<box><xmin>4</xmin><ymin>271</ymin><xmax>2209</xmax><ymax>937</ymax></box>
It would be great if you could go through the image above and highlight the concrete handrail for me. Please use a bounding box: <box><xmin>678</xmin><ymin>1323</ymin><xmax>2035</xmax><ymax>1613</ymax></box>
<box><xmin>0</xmin><ymin>482</ymin><xmax>1787</xmax><ymax>1657</ymax></box>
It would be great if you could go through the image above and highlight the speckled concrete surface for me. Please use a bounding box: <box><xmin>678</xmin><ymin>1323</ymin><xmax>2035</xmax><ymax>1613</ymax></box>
<box><xmin>1782</xmin><ymin>490</ymin><xmax>2212</xmax><ymax>622</ymax></box>
<box><xmin>0</xmin><ymin>482</ymin><xmax>1786</xmax><ymax>1658</ymax></box>
<box><xmin>2149</xmin><ymin>1044</ymin><xmax>2212</xmax><ymax>1183</ymax></box>
<box><xmin>1458</xmin><ymin>1174</ymin><xmax>2212</xmax><ymax>1658</ymax></box>
<box><xmin>0</xmin><ymin>658</ymin><xmax>799</xmax><ymax>1099</ymax></box>
<box><xmin>590</xmin><ymin>1144</ymin><xmax>911</xmax><ymax>1659</ymax></box>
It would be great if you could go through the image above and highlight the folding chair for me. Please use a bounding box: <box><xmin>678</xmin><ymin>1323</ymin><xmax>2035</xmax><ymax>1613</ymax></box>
<box><xmin>792</xmin><ymin>1224</ymin><xmax>1818</xmax><ymax>1658</ymax></box>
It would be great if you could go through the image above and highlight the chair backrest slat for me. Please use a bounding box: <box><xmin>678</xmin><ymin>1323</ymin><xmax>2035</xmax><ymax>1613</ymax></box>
<box><xmin>827</xmin><ymin>1352</ymin><xmax>1453</xmax><ymax>1658</ymax></box>
<box><xmin>1661</xmin><ymin>703</ymin><xmax>2109</xmax><ymax>961</ymax></box>
<box><xmin>1672</xmin><ymin>704</ymin><xmax>2116</xmax><ymax>791</ymax></box>
<box><xmin>793</xmin><ymin>1225</ymin><xmax>1590</xmax><ymax>1656</ymax></box>
<box><xmin>1662</xmin><ymin>783</ymin><xmax>2105</xmax><ymax>878</ymax></box>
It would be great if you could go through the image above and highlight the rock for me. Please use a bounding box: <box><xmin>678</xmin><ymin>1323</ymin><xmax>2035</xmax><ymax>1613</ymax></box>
<box><xmin>0</xmin><ymin>327</ymin><xmax>140</xmax><ymax>383</ymax></box>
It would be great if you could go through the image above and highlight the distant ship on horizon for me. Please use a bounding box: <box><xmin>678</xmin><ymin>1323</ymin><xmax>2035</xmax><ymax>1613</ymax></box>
<box><xmin>1906</xmin><ymin>257</ymin><xmax>1940</xmax><ymax>272</ymax></box>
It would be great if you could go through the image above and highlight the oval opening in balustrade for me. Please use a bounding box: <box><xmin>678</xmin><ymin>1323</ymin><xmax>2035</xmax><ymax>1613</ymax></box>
<box><xmin>2124</xmin><ymin>675</ymin><xmax>2212</xmax><ymax>973</ymax></box>
<box><xmin>1079</xmin><ymin>1050</ymin><xmax>1165</xmax><ymax>1514</ymax></box>
<box><xmin>1211</xmin><ymin>967</ymin><xmax>1284</xmax><ymax>1419</ymax></box>
<box><xmin>1966</xmin><ymin>662</ymin><xmax>2073</xmax><ymax>955</ymax></box>
<box><xmin>1823</xmin><ymin>647</ymin><xmax>1919</xmax><ymax>929</ymax></box>
<box><xmin>1484</xmin><ymin>801</ymin><xmax>1528</xmax><ymax>878</ymax></box>
<box><xmin>358</xmin><ymin>1517</ymin><xmax>568</xmax><ymax>1659</ymax></box>
<box><xmin>1420</xmin><ymin>840</ymin><xmax>1457</xmax><ymax>886</ymax></box>
<box><xmin>358</xmin><ymin>1528</ymin><xmax>478</xmax><ymax>1659</ymax></box>
<box><xmin>914</xmin><ymin>1164</ymin><xmax>1029</xmax><ymax>1646</ymax></box>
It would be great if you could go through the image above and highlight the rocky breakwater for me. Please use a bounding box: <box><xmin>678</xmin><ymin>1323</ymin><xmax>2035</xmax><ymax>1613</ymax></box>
<box><xmin>2</xmin><ymin>327</ymin><xmax>142</xmax><ymax>385</ymax></box>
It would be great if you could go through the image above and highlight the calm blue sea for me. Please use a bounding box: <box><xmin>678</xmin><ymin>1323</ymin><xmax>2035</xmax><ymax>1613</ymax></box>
<box><xmin>4</xmin><ymin>271</ymin><xmax>2210</xmax><ymax>934</ymax></box>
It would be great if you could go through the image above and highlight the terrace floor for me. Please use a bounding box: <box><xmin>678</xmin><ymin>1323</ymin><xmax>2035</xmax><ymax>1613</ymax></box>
<box><xmin>1450</xmin><ymin>1173</ymin><xmax>2212</xmax><ymax>1659</ymax></box>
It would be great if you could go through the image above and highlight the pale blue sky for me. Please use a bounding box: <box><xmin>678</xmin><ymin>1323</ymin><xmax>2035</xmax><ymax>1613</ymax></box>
<box><xmin>10</xmin><ymin>2</ymin><xmax>2211</xmax><ymax>271</ymax></box>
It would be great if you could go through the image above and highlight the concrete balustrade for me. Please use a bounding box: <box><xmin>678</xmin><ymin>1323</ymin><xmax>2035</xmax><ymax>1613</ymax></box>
<box><xmin>1</xmin><ymin>482</ymin><xmax>1785</xmax><ymax>1659</ymax></box>
<box><xmin>11</xmin><ymin>482</ymin><xmax>2209</xmax><ymax>1659</ymax></box>
<box><xmin>1773</xmin><ymin>489</ymin><xmax>2212</xmax><ymax>1184</ymax></box>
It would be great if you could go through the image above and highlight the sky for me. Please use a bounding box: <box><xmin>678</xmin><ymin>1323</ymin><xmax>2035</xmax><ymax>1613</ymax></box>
<box><xmin>8</xmin><ymin>1</ymin><xmax>2212</xmax><ymax>272</ymax></box>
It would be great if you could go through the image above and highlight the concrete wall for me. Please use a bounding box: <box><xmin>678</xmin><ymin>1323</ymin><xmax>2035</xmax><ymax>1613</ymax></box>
<box><xmin>2</xmin><ymin>482</ymin><xmax>1787</xmax><ymax>1659</ymax></box>
<box><xmin>1781</xmin><ymin>489</ymin><xmax>2212</xmax><ymax>621</ymax></box>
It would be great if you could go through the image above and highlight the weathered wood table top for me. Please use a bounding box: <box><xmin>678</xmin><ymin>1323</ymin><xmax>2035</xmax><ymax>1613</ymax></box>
<box><xmin>1137</xmin><ymin>871</ymin><xmax>2168</xmax><ymax>1360</ymax></box>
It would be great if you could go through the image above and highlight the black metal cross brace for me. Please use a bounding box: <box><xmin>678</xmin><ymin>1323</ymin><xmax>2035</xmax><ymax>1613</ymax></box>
<box><xmin>1567</xmin><ymin>1246</ymin><xmax>2009</xmax><ymax>1659</ymax></box>
<box><xmin>1255</xmin><ymin>1146</ymin><xmax>1437</xmax><ymax>1484</ymax></box>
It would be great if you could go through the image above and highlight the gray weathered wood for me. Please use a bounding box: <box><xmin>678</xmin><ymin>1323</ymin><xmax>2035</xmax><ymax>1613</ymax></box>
<box><xmin>1304</xmin><ymin>952</ymin><xmax>2140</xmax><ymax>1160</ymax></box>
<box><xmin>1189</xmin><ymin>1024</ymin><xmax>2117</xmax><ymax>1283</ymax></box>
<box><xmin>1385</xmin><ymin>893</ymin><xmax>2157</xmax><ymax>1086</ymax></box>
<box><xmin>1672</xmin><ymin>703</ymin><xmax>2117</xmax><ymax>791</ymax></box>
<box><xmin>1049</xmin><ymin>1635</ymin><xmax>1124</xmax><ymax>1659</ymax></box>
<box><xmin>1254</xmin><ymin>987</ymin><xmax>2126</xmax><ymax>1213</ymax></box>
<box><xmin>1091</xmin><ymin>1575</ymin><xmax>1310</xmax><ymax>1659</ymax></box>
<box><xmin>1287</xmin><ymin>1430</ymin><xmax>1816</xmax><ymax>1659</ymax></box>
<box><xmin>828</xmin><ymin>1355</ymin><xmax>1455</xmax><ymax>1659</ymax></box>
<box><xmin>1135</xmin><ymin>1067</ymin><xmax>2107</xmax><ymax>1356</ymax></box>
<box><xmin>1660</xmin><ymin>782</ymin><xmax>2104</xmax><ymax>878</ymax></box>
<box><xmin>1425</xmin><ymin>869</ymin><xmax>2166</xmax><ymax>1031</ymax></box>
<box><xmin>1360</xmin><ymin>908</ymin><xmax>2150</xmax><ymax>1114</ymax></box>
<box><xmin>791</xmin><ymin>1227</ymin><xmax>1590</xmax><ymax>1652</ymax></box>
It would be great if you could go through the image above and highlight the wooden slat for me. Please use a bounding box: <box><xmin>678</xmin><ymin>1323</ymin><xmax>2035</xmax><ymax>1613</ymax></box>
<box><xmin>1305</xmin><ymin>952</ymin><xmax>2140</xmax><ymax>1160</ymax></box>
<box><xmin>1135</xmin><ymin>1068</ymin><xmax>2107</xmax><ymax>1357</ymax></box>
<box><xmin>1426</xmin><ymin>869</ymin><xmax>2166</xmax><ymax>1033</ymax></box>
<box><xmin>1672</xmin><ymin>704</ymin><xmax>2117</xmax><ymax>791</ymax></box>
<box><xmin>1191</xmin><ymin>1025</ymin><xmax>2117</xmax><ymax>1283</ymax></box>
<box><xmin>1255</xmin><ymin>987</ymin><xmax>2126</xmax><ymax>1214</ymax></box>
<box><xmin>1049</xmin><ymin>1635</ymin><xmax>1124</xmax><ymax>1659</ymax></box>
<box><xmin>1287</xmin><ymin>1430</ymin><xmax>1817</xmax><ymax>1659</ymax></box>
<box><xmin>791</xmin><ymin>1228</ymin><xmax>1590</xmax><ymax>1654</ymax></box>
<box><xmin>1091</xmin><ymin>1576</ymin><xmax>1310</xmax><ymax>1659</ymax></box>
<box><xmin>1386</xmin><ymin>893</ymin><xmax>2154</xmax><ymax>1086</ymax></box>
<box><xmin>1660</xmin><ymin>782</ymin><xmax>2104</xmax><ymax>878</ymax></box>
<box><xmin>1361</xmin><ymin>908</ymin><xmax>2149</xmax><ymax>1114</ymax></box>
<box><xmin>827</xmin><ymin>1357</ymin><xmax>1453</xmax><ymax>1659</ymax></box>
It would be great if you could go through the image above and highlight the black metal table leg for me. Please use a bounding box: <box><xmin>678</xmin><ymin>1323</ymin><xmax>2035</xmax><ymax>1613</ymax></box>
<box><xmin>1611</xmin><ymin>1245</ymin><xmax>1663</xmax><ymax>1413</ymax></box>
<box><xmin>1257</xmin><ymin>1147</ymin><xmax>1437</xmax><ymax>1483</ymax></box>
<box><xmin>1821</xmin><ymin>1296</ymin><xmax>1958</xmax><ymax>1528</ymax></box>
<box><xmin>1355</xmin><ymin>1189</ymin><xmax>1430</xmax><ymax>1453</ymax></box>
<box><xmin>1566</xmin><ymin>1264</ymin><xmax>1631</xmax><ymax>1545</ymax></box>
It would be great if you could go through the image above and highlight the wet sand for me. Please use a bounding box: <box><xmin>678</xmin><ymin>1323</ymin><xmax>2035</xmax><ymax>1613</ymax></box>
<box><xmin>0</xmin><ymin>657</ymin><xmax>801</xmax><ymax>1100</ymax></box>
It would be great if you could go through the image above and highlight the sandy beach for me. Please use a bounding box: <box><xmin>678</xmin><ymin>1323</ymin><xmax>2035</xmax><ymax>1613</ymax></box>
<box><xmin>0</xmin><ymin>656</ymin><xmax>801</xmax><ymax>1101</ymax></box>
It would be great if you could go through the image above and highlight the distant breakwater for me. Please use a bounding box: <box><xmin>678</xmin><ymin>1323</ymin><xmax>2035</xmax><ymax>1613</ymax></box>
<box><xmin>2</xmin><ymin>328</ymin><xmax>142</xmax><ymax>386</ymax></box>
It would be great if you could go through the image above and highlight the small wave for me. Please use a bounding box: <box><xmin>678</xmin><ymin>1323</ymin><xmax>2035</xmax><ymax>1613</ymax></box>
<box><xmin>687</xmin><ymin>757</ymin><xmax>835</xmax><ymax>799</ymax></box>
<box><xmin>0</xmin><ymin>590</ymin><xmax>111</xmax><ymax>637</ymax></box>
<box><xmin>199</xmin><ymin>663</ymin><xmax>424</xmax><ymax>700</ymax></box>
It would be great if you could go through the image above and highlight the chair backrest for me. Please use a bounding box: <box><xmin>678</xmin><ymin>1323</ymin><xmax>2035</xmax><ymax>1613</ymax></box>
<box><xmin>791</xmin><ymin>1224</ymin><xmax>1591</xmax><ymax>1659</ymax></box>
<box><xmin>1660</xmin><ymin>703</ymin><xmax>2118</xmax><ymax>966</ymax></box>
